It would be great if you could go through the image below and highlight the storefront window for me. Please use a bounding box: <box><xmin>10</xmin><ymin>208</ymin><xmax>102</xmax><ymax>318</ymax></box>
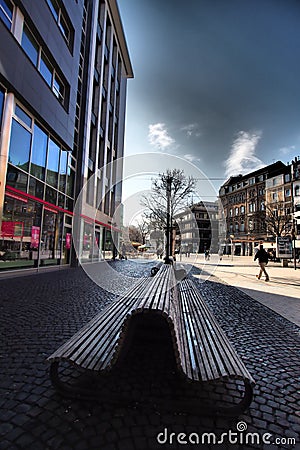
<box><xmin>0</xmin><ymin>197</ymin><xmax>41</xmax><ymax>270</ymax></box>
<box><xmin>28</xmin><ymin>177</ymin><xmax>44</xmax><ymax>199</ymax></box>
<box><xmin>6</xmin><ymin>164</ymin><xmax>28</xmax><ymax>192</ymax></box>
<box><xmin>8</xmin><ymin>119</ymin><xmax>32</xmax><ymax>172</ymax></box>
<box><xmin>41</xmin><ymin>209</ymin><xmax>58</xmax><ymax>264</ymax></box>
<box><xmin>59</xmin><ymin>149</ymin><xmax>68</xmax><ymax>193</ymax></box>
<box><xmin>30</xmin><ymin>124</ymin><xmax>48</xmax><ymax>180</ymax></box>
<box><xmin>66</xmin><ymin>166</ymin><xmax>75</xmax><ymax>197</ymax></box>
<box><xmin>45</xmin><ymin>185</ymin><xmax>57</xmax><ymax>205</ymax></box>
<box><xmin>46</xmin><ymin>137</ymin><xmax>60</xmax><ymax>187</ymax></box>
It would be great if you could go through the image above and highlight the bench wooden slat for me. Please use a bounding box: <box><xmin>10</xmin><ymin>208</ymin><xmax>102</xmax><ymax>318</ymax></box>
<box><xmin>178</xmin><ymin>279</ymin><xmax>254</xmax><ymax>384</ymax></box>
<box><xmin>48</xmin><ymin>277</ymin><xmax>152</xmax><ymax>368</ymax></box>
<box><xmin>187</xmin><ymin>281</ymin><xmax>251</xmax><ymax>378</ymax></box>
<box><xmin>179</xmin><ymin>287</ymin><xmax>218</xmax><ymax>381</ymax></box>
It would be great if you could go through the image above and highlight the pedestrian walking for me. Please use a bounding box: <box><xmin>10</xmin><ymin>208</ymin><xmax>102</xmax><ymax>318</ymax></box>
<box><xmin>254</xmin><ymin>244</ymin><xmax>269</xmax><ymax>281</ymax></box>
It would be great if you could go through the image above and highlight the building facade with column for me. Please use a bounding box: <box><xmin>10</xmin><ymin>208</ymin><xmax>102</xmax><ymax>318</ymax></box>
<box><xmin>0</xmin><ymin>0</ymin><xmax>133</xmax><ymax>271</ymax></box>
<box><xmin>218</xmin><ymin>161</ymin><xmax>288</xmax><ymax>256</ymax></box>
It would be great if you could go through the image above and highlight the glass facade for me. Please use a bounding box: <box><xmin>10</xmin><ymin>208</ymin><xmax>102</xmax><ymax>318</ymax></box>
<box><xmin>0</xmin><ymin>99</ymin><xmax>76</xmax><ymax>270</ymax></box>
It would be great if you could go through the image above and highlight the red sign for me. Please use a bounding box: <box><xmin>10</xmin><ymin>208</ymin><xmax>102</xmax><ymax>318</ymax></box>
<box><xmin>65</xmin><ymin>233</ymin><xmax>71</xmax><ymax>249</ymax></box>
<box><xmin>1</xmin><ymin>221</ymin><xmax>15</xmax><ymax>237</ymax></box>
<box><xmin>31</xmin><ymin>226</ymin><xmax>40</xmax><ymax>248</ymax></box>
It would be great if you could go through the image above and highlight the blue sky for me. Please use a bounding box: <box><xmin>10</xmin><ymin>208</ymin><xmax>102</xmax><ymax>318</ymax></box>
<box><xmin>118</xmin><ymin>0</ymin><xmax>300</xmax><ymax>198</ymax></box>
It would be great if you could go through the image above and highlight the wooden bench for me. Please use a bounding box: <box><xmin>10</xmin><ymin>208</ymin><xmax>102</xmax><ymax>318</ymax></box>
<box><xmin>175</xmin><ymin>279</ymin><xmax>255</xmax><ymax>414</ymax></box>
<box><xmin>48</xmin><ymin>265</ymin><xmax>254</xmax><ymax>414</ymax></box>
<box><xmin>48</xmin><ymin>264</ymin><xmax>177</xmax><ymax>395</ymax></box>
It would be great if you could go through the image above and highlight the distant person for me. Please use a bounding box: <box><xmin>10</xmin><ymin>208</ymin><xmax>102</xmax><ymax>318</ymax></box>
<box><xmin>254</xmin><ymin>244</ymin><xmax>269</xmax><ymax>281</ymax></box>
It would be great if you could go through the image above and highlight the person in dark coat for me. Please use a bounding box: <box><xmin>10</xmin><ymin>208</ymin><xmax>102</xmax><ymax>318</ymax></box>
<box><xmin>254</xmin><ymin>244</ymin><xmax>269</xmax><ymax>281</ymax></box>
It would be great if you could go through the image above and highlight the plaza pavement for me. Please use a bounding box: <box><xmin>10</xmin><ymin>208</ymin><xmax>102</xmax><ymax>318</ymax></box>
<box><xmin>179</xmin><ymin>254</ymin><xmax>300</xmax><ymax>327</ymax></box>
<box><xmin>0</xmin><ymin>260</ymin><xmax>299</xmax><ymax>449</ymax></box>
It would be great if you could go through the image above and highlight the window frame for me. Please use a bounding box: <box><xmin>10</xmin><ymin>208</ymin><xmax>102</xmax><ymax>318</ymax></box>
<box><xmin>0</xmin><ymin>0</ymin><xmax>14</xmax><ymax>30</ymax></box>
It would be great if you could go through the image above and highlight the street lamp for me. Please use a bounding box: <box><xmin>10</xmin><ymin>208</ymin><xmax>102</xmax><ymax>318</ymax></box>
<box><xmin>230</xmin><ymin>234</ymin><xmax>234</xmax><ymax>261</ymax></box>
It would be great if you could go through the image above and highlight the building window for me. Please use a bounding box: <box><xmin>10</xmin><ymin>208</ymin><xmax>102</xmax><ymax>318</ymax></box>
<box><xmin>59</xmin><ymin>149</ymin><xmax>68</xmax><ymax>193</ymax></box>
<box><xmin>249</xmin><ymin>203</ymin><xmax>256</xmax><ymax>213</ymax></box>
<box><xmin>46</xmin><ymin>138</ymin><xmax>60</xmax><ymax>187</ymax></box>
<box><xmin>285</xmin><ymin>188</ymin><xmax>291</xmax><ymax>197</ymax></box>
<box><xmin>295</xmin><ymin>185</ymin><xmax>300</xmax><ymax>196</ymax></box>
<box><xmin>240</xmin><ymin>205</ymin><xmax>245</xmax><ymax>214</ymax></box>
<box><xmin>21</xmin><ymin>24</ymin><xmax>39</xmax><ymax>66</ymax></box>
<box><xmin>53</xmin><ymin>73</ymin><xmax>65</xmax><ymax>103</ymax></box>
<box><xmin>272</xmin><ymin>192</ymin><xmax>278</xmax><ymax>201</ymax></box>
<box><xmin>0</xmin><ymin>0</ymin><xmax>13</xmax><ymax>30</ymax></box>
<box><xmin>285</xmin><ymin>173</ymin><xmax>290</xmax><ymax>183</ymax></box>
<box><xmin>46</xmin><ymin>0</ymin><xmax>73</xmax><ymax>48</ymax></box>
<box><xmin>8</xmin><ymin>119</ymin><xmax>32</xmax><ymax>172</ymax></box>
<box><xmin>260</xmin><ymin>201</ymin><xmax>265</xmax><ymax>211</ymax></box>
<box><xmin>235</xmin><ymin>207</ymin><xmax>239</xmax><ymax>216</ymax></box>
<box><xmin>21</xmin><ymin>23</ymin><xmax>68</xmax><ymax>108</ymax></box>
<box><xmin>40</xmin><ymin>52</ymin><xmax>53</xmax><ymax>87</ymax></box>
<box><xmin>30</xmin><ymin>124</ymin><xmax>48</xmax><ymax>181</ymax></box>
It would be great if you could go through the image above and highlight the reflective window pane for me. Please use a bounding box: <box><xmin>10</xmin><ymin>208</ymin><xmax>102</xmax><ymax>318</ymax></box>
<box><xmin>58</xmin><ymin>192</ymin><xmax>65</xmax><ymax>208</ymax></box>
<box><xmin>28</xmin><ymin>177</ymin><xmax>44</xmax><ymax>199</ymax></box>
<box><xmin>15</xmin><ymin>105</ymin><xmax>32</xmax><ymax>128</ymax></box>
<box><xmin>59</xmin><ymin>149</ymin><xmax>68</xmax><ymax>193</ymax></box>
<box><xmin>6</xmin><ymin>164</ymin><xmax>28</xmax><ymax>192</ymax></box>
<box><xmin>21</xmin><ymin>25</ymin><xmax>39</xmax><ymax>67</ymax></box>
<box><xmin>53</xmin><ymin>74</ymin><xmax>64</xmax><ymax>103</ymax></box>
<box><xmin>59</xmin><ymin>14</ymin><xmax>69</xmax><ymax>41</ymax></box>
<box><xmin>46</xmin><ymin>138</ymin><xmax>59</xmax><ymax>187</ymax></box>
<box><xmin>66</xmin><ymin>167</ymin><xmax>74</xmax><ymax>198</ymax></box>
<box><xmin>8</xmin><ymin>119</ymin><xmax>31</xmax><ymax>172</ymax></box>
<box><xmin>30</xmin><ymin>124</ymin><xmax>48</xmax><ymax>180</ymax></box>
<box><xmin>45</xmin><ymin>185</ymin><xmax>57</xmax><ymax>205</ymax></box>
<box><xmin>47</xmin><ymin>0</ymin><xmax>59</xmax><ymax>21</ymax></box>
<box><xmin>0</xmin><ymin>0</ymin><xmax>13</xmax><ymax>29</ymax></box>
<box><xmin>40</xmin><ymin>52</ymin><xmax>53</xmax><ymax>87</ymax></box>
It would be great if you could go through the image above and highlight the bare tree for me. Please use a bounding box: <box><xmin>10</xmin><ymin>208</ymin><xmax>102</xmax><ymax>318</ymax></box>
<box><xmin>141</xmin><ymin>169</ymin><xmax>196</xmax><ymax>229</ymax></box>
<box><xmin>136</xmin><ymin>216</ymin><xmax>150</xmax><ymax>245</ymax></box>
<box><xmin>128</xmin><ymin>225</ymin><xmax>142</xmax><ymax>244</ymax></box>
<box><xmin>255</xmin><ymin>202</ymin><xmax>292</xmax><ymax>237</ymax></box>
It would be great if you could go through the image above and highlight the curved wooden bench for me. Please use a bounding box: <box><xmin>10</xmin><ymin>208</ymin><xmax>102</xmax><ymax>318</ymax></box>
<box><xmin>175</xmin><ymin>279</ymin><xmax>254</xmax><ymax>414</ymax></box>
<box><xmin>48</xmin><ymin>265</ymin><xmax>177</xmax><ymax>396</ymax></box>
<box><xmin>47</xmin><ymin>265</ymin><xmax>255</xmax><ymax>414</ymax></box>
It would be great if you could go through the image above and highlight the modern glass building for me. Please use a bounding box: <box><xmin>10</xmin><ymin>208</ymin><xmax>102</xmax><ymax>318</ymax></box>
<box><xmin>0</xmin><ymin>0</ymin><xmax>133</xmax><ymax>271</ymax></box>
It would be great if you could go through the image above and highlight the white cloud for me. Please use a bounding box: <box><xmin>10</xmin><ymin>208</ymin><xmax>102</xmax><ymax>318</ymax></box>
<box><xmin>279</xmin><ymin>145</ymin><xmax>295</xmax><ymax>155</ymax></box>
<box><xmin>181</xmin><ymin>123</ymin><xmax>201</xmax><ymax>138</ymax></box>
<box><xmin>183</xmin><ymin>153</ymin><xmax>201</xmax><ymax>163</ymax></box>
<box><xmin>148</xmin><ymin>123</ymin><xmax>175</xmax><ymax>150</ymax></box>
<box><xmin>225</xmin><ymin>130</ymin><xmax>265</xmax><ymax>178</ymax></box>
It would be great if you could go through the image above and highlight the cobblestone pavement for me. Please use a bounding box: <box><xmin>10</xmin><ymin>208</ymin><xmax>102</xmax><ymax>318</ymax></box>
<box><xmin>0</xmin><ymin>260</ymin><xmax>299</xmax><ymax>450</ymax></box>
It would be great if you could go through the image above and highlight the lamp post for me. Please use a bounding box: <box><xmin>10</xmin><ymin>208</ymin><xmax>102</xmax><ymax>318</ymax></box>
<box><xmin>165</xmin><ymin>175</ymin><xmax>172</xmax><ymax>264</ymax></box>
<box><xmin>230</xmin><ymin>234</ymin><xmax>234</xmax><ymax>261</ymax></box>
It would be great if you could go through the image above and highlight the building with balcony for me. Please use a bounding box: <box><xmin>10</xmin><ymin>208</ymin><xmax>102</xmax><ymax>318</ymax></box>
<box><xmin>218</xmin><ymin>161</ymin><xmax>287</xmax><ymax>255</ymax></box>
<box><xmin>0</xmin><ymin>0</ymin><xmax>133</xmax><ymax>271</ymax></box>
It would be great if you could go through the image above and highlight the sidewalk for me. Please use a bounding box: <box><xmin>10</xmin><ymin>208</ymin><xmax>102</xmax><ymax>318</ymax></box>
<box><xmin>180</xmin><ymin>254</ymin><xmax>300</xmax><ymax>327</ymax></box>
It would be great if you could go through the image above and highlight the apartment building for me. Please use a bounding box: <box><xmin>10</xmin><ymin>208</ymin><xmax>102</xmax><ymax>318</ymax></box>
<box><xmin>0</xmin><ymin>0</ymin><xmax>133</xmax><ymax>271</ymax></box>
<box><xmin>175</xmin><ymin>201</ymin><xmax>219</xmax><ymax>254</ymax></box>
<box><xmin>218</xmin><ymin>161</ymin><xmax>287</xmax><ymax>255</ymax></box>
